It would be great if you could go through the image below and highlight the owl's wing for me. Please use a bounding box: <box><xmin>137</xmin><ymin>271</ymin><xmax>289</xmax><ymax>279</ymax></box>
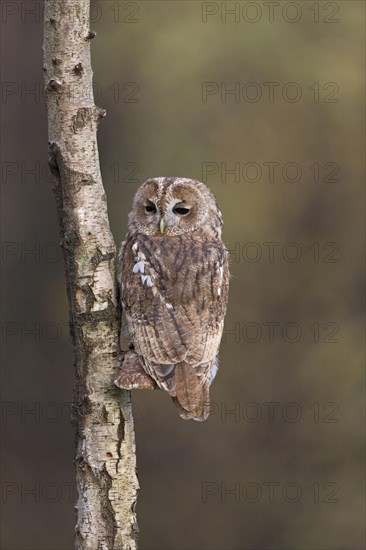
<box><xmin>120</xmin><ymin>233</ymin><xmax>229</xmax><ymax>367</ymax></box>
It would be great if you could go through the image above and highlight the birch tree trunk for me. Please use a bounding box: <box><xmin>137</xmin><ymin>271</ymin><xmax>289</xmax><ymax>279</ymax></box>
<box><xmin>43</xmin><ymin>1</ymin><xmax>139</xmax><ymax>548</ymax></box>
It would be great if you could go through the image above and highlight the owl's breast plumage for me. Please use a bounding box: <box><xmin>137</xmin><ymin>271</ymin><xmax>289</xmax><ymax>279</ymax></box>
<box><xmin>120</xmin><ymin>232</ymin><xmax>229</xmax><ymax>366</ymax></box>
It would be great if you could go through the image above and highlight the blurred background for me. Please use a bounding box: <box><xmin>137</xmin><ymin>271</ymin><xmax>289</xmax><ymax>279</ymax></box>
<box><xmin>1</xmin><ymin>1</ymin><xmax>365</xmax><ymax>549</ymax></box>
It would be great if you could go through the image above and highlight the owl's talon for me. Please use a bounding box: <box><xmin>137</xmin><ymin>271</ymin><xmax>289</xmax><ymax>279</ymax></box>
<box><xmin>114</xmin><ymin>350</ymin><xmax>157</xmax><ymax>390</ymax></box>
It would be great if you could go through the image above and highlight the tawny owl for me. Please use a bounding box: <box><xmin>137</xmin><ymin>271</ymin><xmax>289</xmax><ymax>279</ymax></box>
<box><xmin>115</xmin><ymin>177</ymin><xmax>229</xmax><ymax>421</ymax></box>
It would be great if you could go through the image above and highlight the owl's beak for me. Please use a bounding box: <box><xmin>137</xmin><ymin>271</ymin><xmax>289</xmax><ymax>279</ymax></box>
<box><xmin>159</xmin><ymin>218</ymin><xmax>166</xmax><ymax>234</ymax></box>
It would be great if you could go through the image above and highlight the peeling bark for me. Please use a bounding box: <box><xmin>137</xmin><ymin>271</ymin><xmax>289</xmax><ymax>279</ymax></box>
<box><xmin>43</xmin><ymin>1</ymin><xmax>139</xmax><ymax>548</ymax></box>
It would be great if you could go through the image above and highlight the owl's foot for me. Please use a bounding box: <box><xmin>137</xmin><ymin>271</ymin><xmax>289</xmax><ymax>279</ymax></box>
<box><xmin>114</xmin><ymin>350</ymin><xmax>157</xmax><ymax>390</ymax></box>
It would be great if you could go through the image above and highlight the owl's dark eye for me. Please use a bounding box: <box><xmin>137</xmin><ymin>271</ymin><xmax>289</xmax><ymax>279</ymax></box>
<box><xmin>173</xmin><ymin>205</ymin><xmax>190</xmax><ymax>216</ymax></box>
<box><xmin>145</xmin><ymin>201</ymin><xmax>157</xmax><ymax>214</ymax></box>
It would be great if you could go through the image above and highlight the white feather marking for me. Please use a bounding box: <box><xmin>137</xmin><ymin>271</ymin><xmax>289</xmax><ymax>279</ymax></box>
<box><xmin>218</xmin><ymin>265</ymin><xmax>224</xmax><ymax>297</ymax></box>
<box><xmin>146</xmin><ymin>276</ymin><xmax>153</xmax><ymax>287</ymax></box>
<box><xmin>166</xmin><ymin>303</ymin><xmax>173</xmax><ymax>309</ymax></box>
<box><xmin>141</xmin><ymin>274</ymin><xmax>148</xmax><ymax>284</ymax></box>
<box><xmin>208</xmin><ymin>359</ymin><xmax>219</xmax><ymax>385</ymax></box>
<box><xmin>132</xmin><ymin>242</ymin><xmax>138</xmax><ymax>253</ymax></box>
<box><xmin>133</xmin><ymin>261</ymin><xmax>145</xmax><ymax>274</ymax></box>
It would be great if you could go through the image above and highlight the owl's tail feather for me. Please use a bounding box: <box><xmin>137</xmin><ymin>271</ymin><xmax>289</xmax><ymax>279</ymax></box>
<box><xmin>172</xmin><ymin>362</ymin><xmax>211</xmax><ymax>422</ymax></box>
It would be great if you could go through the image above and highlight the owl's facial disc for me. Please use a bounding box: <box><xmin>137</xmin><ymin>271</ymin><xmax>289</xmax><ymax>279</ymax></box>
<box><xmin>130</xmin><ymin>177</ymin><xmax>221</xmax><ymax>237</ymax></box>
<box><xmin>143</xmin><ymin>195</ymin><xmax>196</xmax><ymax>235</ymax></box>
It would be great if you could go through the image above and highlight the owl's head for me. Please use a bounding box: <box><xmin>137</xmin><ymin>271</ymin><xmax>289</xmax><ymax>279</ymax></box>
<box><xmin>128</xmin><ymin>177</ymin><xmax>223</xmax><ymax>237</ymax></box>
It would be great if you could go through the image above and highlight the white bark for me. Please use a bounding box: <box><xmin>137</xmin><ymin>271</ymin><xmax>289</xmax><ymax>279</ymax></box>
<box><xmin>43</xmin><ymin>1</ymin><xmax>139</xmax><ymax>548</ymax></box>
